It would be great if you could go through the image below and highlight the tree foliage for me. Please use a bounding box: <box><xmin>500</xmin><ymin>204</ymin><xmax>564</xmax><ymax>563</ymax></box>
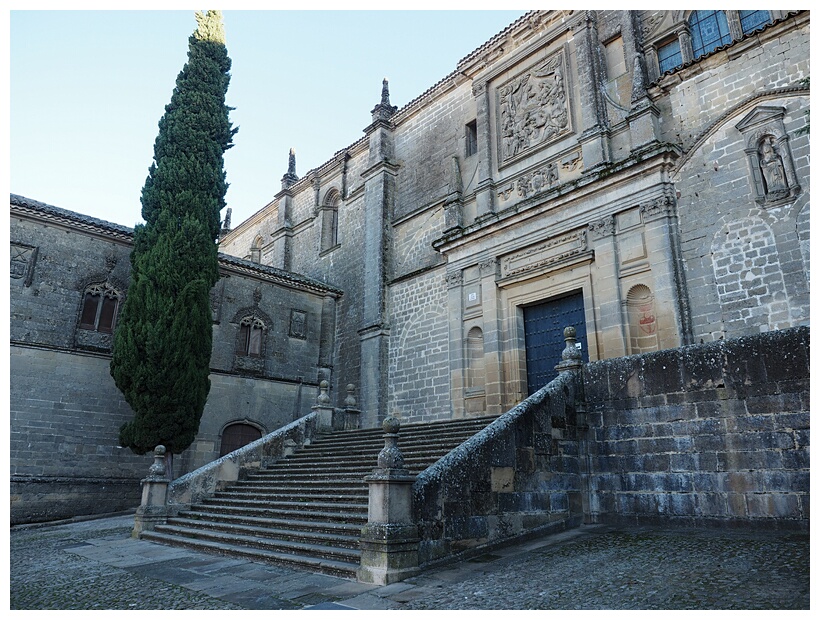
<box><xmin>111</xmin><ymin>10</ymin><xmax>237</xmax><ymax>456</ymax></box>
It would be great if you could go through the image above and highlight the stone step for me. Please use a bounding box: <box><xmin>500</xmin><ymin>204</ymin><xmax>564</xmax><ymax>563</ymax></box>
<box><xmin>141</xmin><ymin>530</ymin><xmax>359</xmax><ymax>579</ymax></box>
<box><xmin>189</xmin><ymin>502</ymin><xmax>367</xmax><ymax>524</ymax></box>
<box><xmin>149</xmin><ymin>522</ymin><xmax>361</xmax><ymax>564</ymax></box>
<box><xmin>164</xmin><ymin>516</ymin><xmax>361</xmax><ymax>550</ymax></box>
<box><xmin>212</xmin><ymin>490</ymin><xmax>368</xmax><ymax>504</ymax></box>
<box><xmin>143</xmin><ymin>416</ymin><xmax>497</xmax><ymax>578</ymax></box>
<box><xmin>176</xmin><ymin>509</ymin><xmax>364</xmax><ymax>537</ymax></box>
<box><xmin>198</xmin><ymin>497</ymin><xmax>367</xmax><ymax>514</ymax></box>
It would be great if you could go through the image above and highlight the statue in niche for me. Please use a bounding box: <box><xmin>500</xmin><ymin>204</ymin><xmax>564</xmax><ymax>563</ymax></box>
<box><xmin>758</xmin><ymin>136</ymin><xmax>788</xmax><ymax>199</ymax></box>
<box><xmin>498</xmin><ymin>54</ymin><xmax>568</xmax><ymax>162</ymax></box>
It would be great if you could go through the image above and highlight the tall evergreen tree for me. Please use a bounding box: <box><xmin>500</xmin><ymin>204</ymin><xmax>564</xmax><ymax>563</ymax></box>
<box><xmin>111</xmin><ymin>10</ymin><xmax>236</xmax><ymax>467</ymax></box>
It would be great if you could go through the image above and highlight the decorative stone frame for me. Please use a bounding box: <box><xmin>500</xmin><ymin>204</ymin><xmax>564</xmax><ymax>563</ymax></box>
<box><xmin>10</xmin><ymin>242</ymin><xmax>38</xmax><ymax>287</ymax></box>
<box><xmin>495</xmin><ymin>47</ymin><xmax>572</xmax><ymax>168</ymax></box>
<box><xmin>735</xmin><ymin>106</ymin><xmax>801</xmax><ymax>208</ymax></box>
<box><xmin>73</xmin><ymin>276</ymin><xmax>126</xmax><ymax>352</ymax></box>
<box><xmin>231</xmin><ymin>306</ymin><xmax>273</xmax><ymax>375</ymax></box>
<box><xmin>319</xmin><ymin>188</ymin><xmax>341</xmax><ymax>255</ymax></box>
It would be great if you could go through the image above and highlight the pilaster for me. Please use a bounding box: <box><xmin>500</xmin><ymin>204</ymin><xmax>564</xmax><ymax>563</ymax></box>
<box><xmin>359</xmin><ymin>80</ymin><xmax>399</xmax><ymax>427</ymax></box>
<box><xmin>473</xmin><ymin>80</ymin><xmax>495</xmax><ymax>217</ymax></box>
<box><xmin>574</xmin><ymin>12</ymin><xmax>612</xmax><ymax>172</ymax></box>
<box><xmin>588</xmin><ymin>215</ymin><xmax>627</xmax><ymax>358</ymax></box>
<box><xmin>479</xmin><ymin>257</ymin><xmax>504</xmax><ymax>414</ymax></box>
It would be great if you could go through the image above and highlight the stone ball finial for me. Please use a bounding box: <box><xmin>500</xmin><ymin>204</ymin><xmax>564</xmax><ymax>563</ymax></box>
<box><xmin>344</xmin><ymin>384</ymin><xmax>357</xmax><ymax>408</ymax></box>
<box><xmin>148</xmin><ymin>445</ymin><xmax>167</xmax><ymax>477</ymax></box>
<box><xmin>382</xmin><ymin>415</ymin><xmax>400</xmax><ymax>435</ymax></box>
<box><xmin>317</xmin><ymin>380</ymin><xmax>331</xmax><ymax>405</ymax></box>
<box><xmin>563</xmin><ymin>326</ymin><xmax>577</xmax><ymax>340</ymax></box>
<box><xmin>560</xmin><ymin>325</ymin><xmax>583</xmax><ymax>363</ymax></box>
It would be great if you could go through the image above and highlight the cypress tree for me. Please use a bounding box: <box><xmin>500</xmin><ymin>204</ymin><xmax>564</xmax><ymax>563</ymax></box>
<box><xmin>111</xmin><ymin>10</ymin><xmax>236</xmax><ymax>467</ymax></box>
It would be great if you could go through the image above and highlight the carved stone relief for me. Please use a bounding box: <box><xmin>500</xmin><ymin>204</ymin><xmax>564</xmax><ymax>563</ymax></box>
<box><xmin>10</xmin><ymin>243</ymin><xmax>38</xmax><ymax>287</ymax></box>
<box><xmin>289</xmin><ymin>309</ymin><xmax>307</xmax><ymax>339</ymax></box>
<box><xmin>500</xmin><ymin>230</ymin><xmax>588</xmax><ymax>279</ymax></box>
<box><xmin>589</xmin><ymin>216</ymin><xmax>615</xmax><ymax>240</ymax></box>
<box><xmin>516</xmin><ymin>163</ymin><xmax>559</xmax><ymax>198</ymax></box>
<box><xmin>497</xmin><ymin>50</ymin><xmax>571</xmax><ymax>165</ymax></box>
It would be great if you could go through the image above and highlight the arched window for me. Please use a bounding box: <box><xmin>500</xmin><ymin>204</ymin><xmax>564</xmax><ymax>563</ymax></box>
<box><xmin>689</xmin><ymin>11</ymin><xmax>732</xmax><ymax>59</ymax></box>
<box><xmin>320</xmin><ymin>191</ymin><xmax>340</xmax><ymax>253</ymax></box>
<box><xmin>250</xmin><ymin>235</ymin><xmax>263</xmax><ymax>264</ymax></box>
<box><xmin>78</xmin><ymin>282</ymin><xmax>121</xmax><ymax>333</ymax></box>
<box><xmin>220</xmin><ymin>422</ymin><xmax>263</xmax><ymax>457</ymax></box>
<box><xmin>237</xmin><ymin>316</ymin><xmax>266</xmax><ymax>357</ymax></box>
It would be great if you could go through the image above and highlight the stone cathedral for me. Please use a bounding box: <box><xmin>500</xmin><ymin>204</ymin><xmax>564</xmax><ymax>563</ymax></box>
<box><xmin>10</xmin><ymin>10</ymin><xmax>809</xmax><ymax>527</ymax></box>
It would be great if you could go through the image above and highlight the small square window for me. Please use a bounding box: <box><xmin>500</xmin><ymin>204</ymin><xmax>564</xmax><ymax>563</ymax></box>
<box><xmin>465</xmin><ymin>120</ymin><xmax>478</xmax><ymax>157</ymax></box>
<box><xmin>658</xmin><ymin>39</ymin><xmax>682</xmax><ymax>74</ymax></box>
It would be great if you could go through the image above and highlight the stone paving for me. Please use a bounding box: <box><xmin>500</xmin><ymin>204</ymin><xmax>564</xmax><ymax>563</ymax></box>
<box><xmin>10</xmin><ymin>513</ymin><xmax>810</xmax><ymax>610</ymax></box>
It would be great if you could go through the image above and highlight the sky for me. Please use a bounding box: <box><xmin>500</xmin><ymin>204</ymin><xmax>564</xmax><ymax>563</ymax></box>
<box><xmin>9</xmin><ymin>7</ymin><xmax>526</xmax><ymax>230</ymax></box>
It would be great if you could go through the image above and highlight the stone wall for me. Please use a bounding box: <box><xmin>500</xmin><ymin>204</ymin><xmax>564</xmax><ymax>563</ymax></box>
<box><xmin>10</xmin><ymin>195</ymin><xmax>339</xmax><ymax>523</ymax></box>
<box><xmin>666</xmin><ymin>13</ymin><xmax>810</xmax><ymax>342</ymax></box>
<box><xmin>387</xmin><ymin>268</ymin><xmax>451</xmax><ymax>422</ymax></box>
<box><xmin>413</xmin><ymin>370</ymin><xmax>584</xmax><ymax>566</ymax></box>
<box><xmin>583</xmin><ymin>326</ymin><xmax>809</xmax><ymax>529</ymax></box>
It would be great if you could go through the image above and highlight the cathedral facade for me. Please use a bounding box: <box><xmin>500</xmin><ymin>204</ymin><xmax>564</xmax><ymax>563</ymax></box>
<box><xmin>10</xmin><ymin>10</ymin><xmax>810</xmax><ymax>523</ymax></box>
<box><xmin>220</xmin><ymin>10</ymin><xmax>809</xmax><ymax>426</ymax></box>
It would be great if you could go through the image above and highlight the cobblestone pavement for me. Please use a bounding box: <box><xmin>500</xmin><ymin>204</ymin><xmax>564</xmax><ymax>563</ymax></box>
<box><xmin>10</xmin><ymin>514</ymin><xmax>810</xmax><ymax>610</ymax></box>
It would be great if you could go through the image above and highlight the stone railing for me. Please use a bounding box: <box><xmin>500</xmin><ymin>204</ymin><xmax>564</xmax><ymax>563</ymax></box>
<box><xmin>166</xmin><ymin>411</ymin><xmax>320</xmax><ymax>508</ymax></box>
<box><xmin>412</xmin><ymin>369</ymin><xmax>585</xmax><ymax>567</ymax></box>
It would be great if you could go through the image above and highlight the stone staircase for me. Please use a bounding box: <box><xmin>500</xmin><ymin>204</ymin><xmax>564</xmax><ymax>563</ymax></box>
<box><xmin>141</xmin><ymin>415</ymin><xmax>497</xmax><ymax>578</ymax></box>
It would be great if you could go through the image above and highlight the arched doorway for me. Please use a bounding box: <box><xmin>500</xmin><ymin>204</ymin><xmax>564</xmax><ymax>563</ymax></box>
<box><xmin>219</xmin><ymin>422</ymin><xmax>263</xmax><ymax>457</ymax></box>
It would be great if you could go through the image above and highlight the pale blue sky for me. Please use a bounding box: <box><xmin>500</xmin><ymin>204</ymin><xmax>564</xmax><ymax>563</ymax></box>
<box><xmin>10</xmin><ymin>9</ymin><xmax>526</xmax><ymax>229</ymax></box>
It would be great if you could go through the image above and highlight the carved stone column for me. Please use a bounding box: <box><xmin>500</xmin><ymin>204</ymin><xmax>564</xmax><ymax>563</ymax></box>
<box><xmin>132</xmin><ymin>445</ymin><xmax>171</xmax><ymax>538</ymax></box>
<box><xmin>640</xmin><ymin>193</ymin><xmax>692</xmax><ymax>347</ymax></box>
<box><xmin>358</xmin><ymin>417</ymin><xmax>420</xmax><ymax>585</ymax></box>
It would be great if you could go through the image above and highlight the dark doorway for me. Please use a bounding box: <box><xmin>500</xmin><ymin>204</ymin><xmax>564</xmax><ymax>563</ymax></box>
<box><xmin>523</xmin><ymin>291</ymin><xmax>588</xmax><ymax>395</ymax></box>
<box><xmin>220</xmin><ymin>423</ymin><xmax>263</xmax><ymax>457</ymax></box>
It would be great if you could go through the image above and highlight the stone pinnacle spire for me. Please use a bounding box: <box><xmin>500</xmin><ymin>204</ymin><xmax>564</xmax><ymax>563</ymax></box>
<box><xmin>371</xmin><ymin>78</ymin><xmax>398</xmax><ymax>122</ymax></box>
<box><xmin>281</xmin><ymin>148</ymin><xmax>299</xmax><ymax>190</ymax></box>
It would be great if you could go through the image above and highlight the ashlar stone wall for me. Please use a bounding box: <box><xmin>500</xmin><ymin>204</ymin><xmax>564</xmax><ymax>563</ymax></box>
<box><xmin>583</xmin><ymin>326</ymin><xmax>809</xmax><ymax>529</ymax></box>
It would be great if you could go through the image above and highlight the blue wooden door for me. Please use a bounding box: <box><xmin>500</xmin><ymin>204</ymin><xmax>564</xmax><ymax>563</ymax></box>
<box><xmin>523</xmin><ymin>291</ymin><xmax>588</xmax><ymax>395</ymax></box>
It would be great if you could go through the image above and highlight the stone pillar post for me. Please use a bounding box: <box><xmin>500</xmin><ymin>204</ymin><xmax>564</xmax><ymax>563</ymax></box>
<box><xmin>312</xmin><ymin>380</ymin><xmax>339</xmax><ymax>432</ymax></box>
<box><xmin>344</xmin><ymin>384</ymin><xmax>361</xmax><ymax>431</ymax></box>
<box><xmin>446</xmin><ymin>270</ymin><xmax>466</xmax><ymax>418</ymax></box>
<box><xmin>358</xmin><ymin>416</ymin><xmax>420</xmax><ymax>585</ymax></box>
<box><xmin>640</xmin><ymin>194</ymin><xmax>692</xmax><ymax>347</ymax></box>
<box><xmin>132</xmin><ymin>445</ymin><xmax>171</xmax><ymax>538</ymax></box>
